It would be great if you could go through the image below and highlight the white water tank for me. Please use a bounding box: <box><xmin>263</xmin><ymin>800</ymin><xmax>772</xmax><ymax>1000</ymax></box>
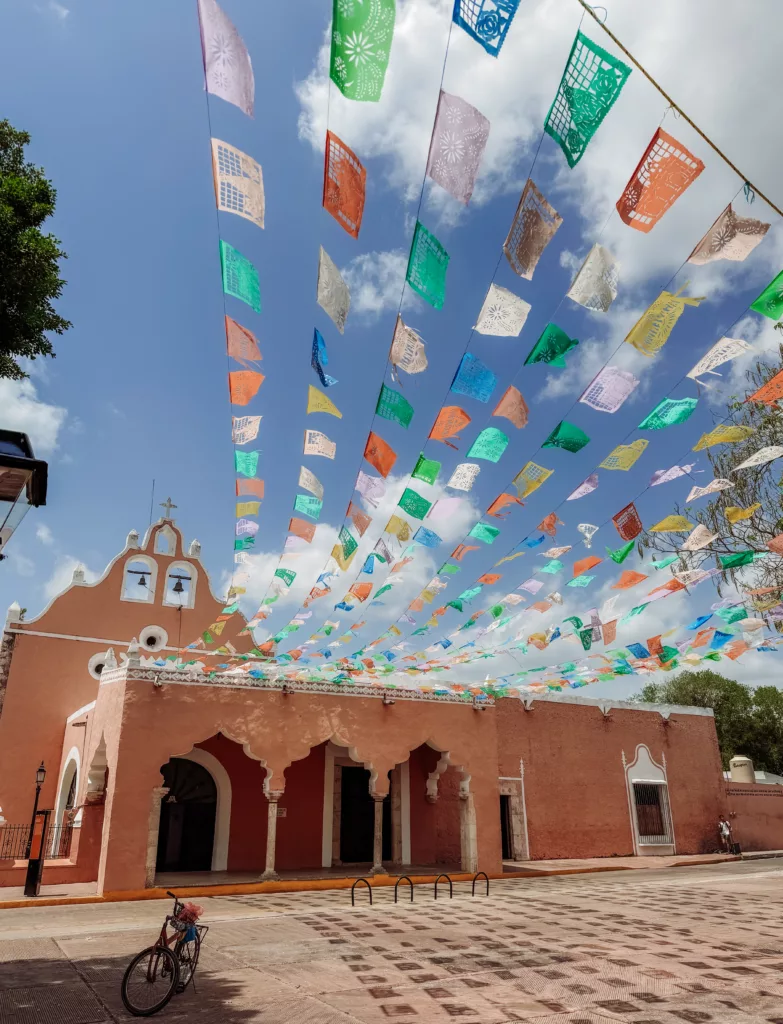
<box><xmin>729</xmin><ymin>755</ymin><xmax>755</xmax><ymax>784</ymax></box>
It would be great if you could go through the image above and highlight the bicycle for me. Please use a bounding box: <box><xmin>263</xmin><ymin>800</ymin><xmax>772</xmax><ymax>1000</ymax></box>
<box><xmin>121</xmin><ymin>891</ymin><xmax>208</xmax><ymax>1017</ymax></box>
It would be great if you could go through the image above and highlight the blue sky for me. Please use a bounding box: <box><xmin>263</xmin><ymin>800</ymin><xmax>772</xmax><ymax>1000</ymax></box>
<box><xmin>2</xmin><ymin>0</ymin><xmax>782</xmax><ymax>694</ymax></box>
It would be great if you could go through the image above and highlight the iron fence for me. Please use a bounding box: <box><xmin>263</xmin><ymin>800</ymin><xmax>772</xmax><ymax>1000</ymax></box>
<box><xmin>0</xmin><ymin>822</ymin><xmax>73</xmax><ymax>860</ymax></box>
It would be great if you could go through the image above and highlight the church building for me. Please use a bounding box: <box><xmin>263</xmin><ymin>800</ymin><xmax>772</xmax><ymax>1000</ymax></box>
<box><xmin>0</xmin><ymin>514</ymin><xmax>760</xmax><ymax>896</ymax></box>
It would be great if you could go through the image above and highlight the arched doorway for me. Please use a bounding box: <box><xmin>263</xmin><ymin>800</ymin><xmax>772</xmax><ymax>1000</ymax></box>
<box><xmin>156</xmin><ymin>758</ymin><xmax>217</xmax><ymax>873</ymax></box>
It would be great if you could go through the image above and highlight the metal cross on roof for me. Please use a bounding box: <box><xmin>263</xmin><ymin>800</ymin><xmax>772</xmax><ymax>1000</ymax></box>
<box><xmin>159</xmin><ymin>497</ymin><xmax>177</xmax><ymax>518</ymax></box>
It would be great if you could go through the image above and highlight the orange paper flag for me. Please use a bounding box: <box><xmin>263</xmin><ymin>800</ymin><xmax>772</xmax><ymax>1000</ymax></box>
<box><xmin>229</xmin><ymin>370</ymin><xmax>264</xmax><ymax>406</ymax></box>
<box><xmin>225</xmin><ymin>316</ymin><xmax>262</xmax><ymax>366</ymax></box>
<box><xmin>602</xmin><ymin>620</ymin><xmax>617</xmax><ymax>645</ymax></box>
<box><xmin>236</xmin><ymin>478</ymin><xmax>265</xmax><ymax>499</ymax></box>
<box><xmin>486</xmin><ymin>493</ymin><xmax>523</xmax><ymax>518</ymax></box>
<box><xmin>573</xmin><ymin>555</ymin><xmax>602</xmax><ymax>577</ymax></box>
<box><xmin>493</xmin><ymin>385</ymin><xmax>529</xmax><ymax>428</ymax></box>
<box><xmin>429</xmin><ymin>406</ymin><xmax>471</xmax><ymax>448</ymax></box>
<box><xmin>289</xmin><ymin>517</ymin><xmax>316</xmax><ymax>543</ymax></box>
<box><xmin>323</xmin><ymin>131</ymin><xmax>366</xmax><ymax>239</ymax></box>
<box><xmin>452</xmin><ymin>544</ymin><xmax>480</xmax><ymax>561</ymax></box>
<box><xmin>348</xmin><ymin>582</ymin><xmax>372</xmax><ymax>603</ymax></box>
<box><xmin>538</xmin><ymin>512</ymin><xmax>564</xmax><ymax>537</ymax></box>
<box><xmin>347</xmin><ymin>502</ymin><xmax>372</xmax><ymax>537</ymax></box>
<box><xmin>612</xmin><ymin>570</ymin><xmax>648</xmax><ymax>589</ymax></box>
<box><xmin>747</xmin><ymin>368</ymin><xmax>783</xmax><ymax>407</ymax></box>
<box><xmin>478</xmin><ymin>573</ymin><xmax>502</xmax><ymax>585</ymax></box>
<box><xmin>692</xmin><ymin>628</ymin><xmax>714</xmax><ymax>648</ymax></box>
<box><xmin>364</xmin><ymin>432</ymin><xmax>397</xmax><ymax>478</ymax></box>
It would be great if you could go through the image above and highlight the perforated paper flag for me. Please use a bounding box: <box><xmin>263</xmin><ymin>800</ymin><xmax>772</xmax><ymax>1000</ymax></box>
<box><xmin>307</xmin><ymin>385</ymin><xmax>342</xmax><ymax>418</ymax></box>
<box><xmin>407</xmin><ymin>221</ymin><xmax>449</xmax><ymax>308</ymax></box>
<box><xmin>304</xmin><ymin>430</ymin><xmax>337</xmax><ymax>459</ymax></box>
<box><xmin>747</xmin><ymin>368</ymin><xmax>783</xmax><ymax>406</ymax></box>
<box><xmin>412</xmin><ymin>453</ymin><xmax>440</xmax><ymax>485</ymax></box>
<box><xmin>567</xmin><ymin>575</ymin><xmax>595</xmax><ymax>588</ymax></box>
<box><xmin>198</xmin><ymin>0</ymin><xmax>254</xmax><ymax>116</ymax></box>
<box><xmin>486</xmin><ymin>494</ymin><xmax>521</xmax><ymax>518</ymax></box>
<box><xmin>493</xmin><ymin>386</ymin><xmax>529</xmax><ymax>428</ymax></box>
<box><xmin>693</xmin><ymin>425</ymin><xmax>754</xmax><ymax>451</ymax></box>
<box><xmin>613</xmin><ymin>502</ymin><xmax>642</xmax><ymax>541</ymax></box>
<box><xmin>427</xmin><ymin>90</ymin><xmax>490</xmax><ymax>204</ymax></box>
<box><xmin>545</xmin><ymin>31</ymin><xmax>631</xmax><ymax>167</ymax></box>
<box><xmin>525</xmin><ymin>323</ymin><xmax>578</xmax><ymax>367</ymax></box>
<box><xmin>229</xmin><ymin>370</ymin><xmax>263</xmax><ymax>406</ymax></box>
<box><xmin>428</xmin><ymin>497</ymin><xmax>462</xmax><ymax>522</ymax></box>
<box><xmin>689</xmin><ymin>203</ymin><xmax>770</xmax><ymax>265</ymax></box>
<box><xmin>235</xmin><ymin>518</ymin><xmax>259</xmax><ymax>538</ymax></box>
<box><xmin>211</xmin><ymin>139</ymin><xmax>264</xmax><ymax>232</ymax></box>
<box><xmin>316</xmin><ymin>246</ymin><xmax>350</xmax><ymax>333</ymax></box>
<box><xmin>469</xmin><ymin>522</ymin><xmax>500</xmax><ymax>544</ymax></box>
<box><xmin>237</xmin><ymin>500</ymin><xmax>261</xmax><ymax>517</ymax></box>
<box><xmin>600</xmin><ymin>439</ymin><xmax>648</xmax><ymax>470</ymax></box>
<box><xmin>237</xmin><ymin>478</ymin><xmax>264</xmax><ymax>499</ymax></box>
<box><xmin>232</xmin><ymin>415</ymin><xmax>262</xmax><ymax>444</ymax></box>
<box><xmin>289</xmin><ymin>517</ymin><xmax>316</xmax><ymax>543</ymax></box>
<box><xmin>220</xmin><ymin>240</ymin><xmax>261</xmax><ymax>312</ymax></box>
<box><xmin>399</xmin><ymin>488</ymin><xmax>432</xmax><ymax>520</ymax></box>
<box><xmin>625</xmin><ymin>288</ymin><xmax>703</xmax><ymax>357</ymax></box>
<box><xmin>364</xmin><ymin>432</ymin><xmax>396</xmax><ymax>477</ymax></box>
<box><xmin>448</xmin><ymin>463</ymin><xmax>480</xmax><ymax>491</ymax></box>
<box><xmin>413</xmin><ymin>526</ymin><xmax>442</xmax><ymax>549</ymax></box>
<box><xmin>579</xmin><ymin>366</ymin><xmax>639</xmax><ymax>413</ymax></box>
<box><xmin>311</xmin><ymin>329</ymin><xmax>337</xmax><ymax>388</ymax></box>
<box><xmin>574</xmin><ymin>555</ymin><xmax>602</xmax><ymax>577</ymax></box>
<box><xmin>650</xmin><ymin>515</ymin><xmax>693</xmax><ymax>533</ymax></box>
<box><xmin>225</xmin><ymin>316</ymin><xmax>261</xmax><ymax>366</ymax></box>
<box><xmin>294</xmin><ymin>494</ymin><xmax>323</xmax><ymax>520</ymax></box>
<box><xmin>347</xmin><ymin>502</ymin><xmax>372</xmax><ymax>536</ymax></box>
<box><xmin>732</xmin><ymin>446</ymin><xmax>783</xmax><ymax>470</ymax></box>
<box><xmin>578</xmin><ymin>523</ymin><xmax>599</xmax><ymax>547</ymax></box>
<box><xmin>355</xmin><ymin>470</ymin><xmax>385</xmax><ymax>507</ymax></box>
<box><xmin>686</xmin><ymin>478</ymin><xmax>732</xmax><ymax>502</ymax></box>
<box><xmin>235</xmin><ymin>450</ymin><xmax>259</xmax><ymax>477</ymax></box>
<box><xmin>687</xmin><ymin>337</ymin><xmax>751</xmax><ymax>385</ymax></box>
<box><xmin>274</xmin><ymin>568</ymin><xmax>296</xmax><ymax>588</ymax></box>
<box><xmin>567</xmin><ymin>474</ymin><xmax>598</xmax><ymax>500</ymax></box>
<box><xmin>467</xmin><ymin>427</ymin><xmax>508</xmax><ymax>462</ymax></box>
<box><xmin>376</xmin><ymin>384</ymin><xmax>414</xmax><ymax>428</ymax></box>
<box><xmin>331</xmin><ymin>544</ymin><xmax>357</xmax><ymax>572</ymax></box>
<box><xmin>681</xmin><ymin>524</ymin><xmax>718</xmax><ymax>551</ymax></box>
<box><xmin>612</xmin><ymin>570</ymin><xmax>647</xmax><ymax>589</ymax></box>
<box><xmin>299</xmin><ymin>466</ymin><xmax>324</xmax><ymax>501</ymax></box>
<box><xmin>504</xmin><ymin>178</ymin><xmax>562</xmax><ymax>280</ymax></box>
<box><xmin>512</xmin><ymin>462</ymin><xmax>553</xmax><ymax>499</ymax></box>
<box><xmin>453</xmin><ymin>0</ymin><xmax>520</xmax><ymax>55</ymax></box>
<box><xmin>567</xmin><ymin>243</ymin><xmax>619</xmax><ymax>312</ymax></box>
<box><xmin>329</xmin><ymin>0</ymin><xmax>395</xmax><ymax>103</ymax></box>
<box><xmin>540</xmin><ymin>559</ymin><xmax>563</xmax><ymax>575</ymax></box>
<box><xmin>725</xmin><ymin>504</ymin><xmax>761</xmax><ymax>523</ymax></box>
<box><xmin>474</xmin><ymin>283</ymin><xmax>531</xmax><ymax>337</ymax></box>
<box><xmin>324</xmin><ymin>131</ymin><xmax>366</xmax><ymax>239</ymax></box>
<box><xmin>542</xmin><ymin>420</ymin><xmax>590</xmax><ymax>453</ymax></box>
<box><xmin>390</xmin><ymin>316</ymin><xmax>427</xmax><ymax>378</ymax></box>
<box><xmin>338</xmin><ymin>526</ymin><xmax>358</xmax><ymax>561</ymax></box>
<box><xmin>617</xmin><ymin>129</ymin><xmax>704</xmax><ymax>232</ymax></box>
<box><xmin>638</xmin><ymin>397</ymin><xmax>698</xmax><ymax>430</ymax></box>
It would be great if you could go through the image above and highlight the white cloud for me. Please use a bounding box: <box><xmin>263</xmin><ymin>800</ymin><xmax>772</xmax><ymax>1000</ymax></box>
<box><xmin>0</xmin><ymin>379</ymin><xmax>67</xmax><ymax>455</ymax></box>
<box><xmin>7</xmin><ymin>549</ymin><xmax>35</xmax><ymax>578</ymax></box>
<box><xmin>48</xmin><ymin>1</ymin><xmax>70</xmax><ymax>19</ymax></box>
<box><xmin>35</xmin><ymin>524</ymin><xmax>54</xmax><ymax>546</ymax></box>
<box><xmin>340</xmin><ymin>249</ymin><xmax>410</xmax><ymax>318</ymax></box>
<box><xmin>43</xmin><ymin>557</ymin><xmax>98</xmax><ymax>601</ymax></box>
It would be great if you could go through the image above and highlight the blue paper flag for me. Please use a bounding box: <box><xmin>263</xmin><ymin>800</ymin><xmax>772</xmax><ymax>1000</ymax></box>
<box><xmin>450</xmin><ymin>353</ymin><xmax>497</xmax><ymax>403</ymax></box>
<box><xmin>414</xmin><ymin>526</ymin><xmax>443</xmax><ymax>548</ymax></box>
<box><xmin>626</xmin><ymin>643</ymin><xmax>649</xmax><ymax>659</ymax></box>
<box><xmin>687</xmin><ymin>613</ymin><xmax>713</xmax><ymax>630</ymax></box>
<box><xmin>525</xmin><ymin>535</ymin><xmax>545</xmax><ymax>548</ymax></box>
<box><xmin>453</xmin><ymin>0</ymin><xmax>521</xmax><ymax>56</ymax></box>
<box><xmin>311</xmin><ymin>328</ymin><xmax>338</xmax><ymax>387</ymax></box>
<box><xmin>710</xmin><ymin>630</ymin><xmax>733</xmax><ymax>650</ymax></box>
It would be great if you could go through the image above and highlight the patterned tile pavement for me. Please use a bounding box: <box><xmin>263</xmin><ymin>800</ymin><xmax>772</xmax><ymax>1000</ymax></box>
<box><xmin>1</xmin><ymin>859</ymin><xmax>783</xmax><ymax>1023</ymax></box>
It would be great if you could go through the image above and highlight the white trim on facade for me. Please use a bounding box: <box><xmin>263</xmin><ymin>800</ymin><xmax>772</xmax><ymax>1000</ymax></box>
<box><xmin>623</xmin><ymin>744</ymin><xmax>675</xmax><ymax>856</ymax></box>
<box><xmin>66</xmin><ymin>701</ymin><xmax>96</xmax><ymax>723</ymax></box>
<box><xmin>176</xmin><ymin>748</ymin><xmax>232</xmax><ymax>872</ymax></box>
<box><xmin>54</xmin><ymin>747</ymin><xmax>81</xmax><ymax>828</ymax></box>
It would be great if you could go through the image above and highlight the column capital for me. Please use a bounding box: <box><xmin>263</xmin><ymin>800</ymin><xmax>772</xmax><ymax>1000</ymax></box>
<box><xmin>265</xmin><ymin>790</ymin><xmax>284</xmax><ymax>803</ymax></box>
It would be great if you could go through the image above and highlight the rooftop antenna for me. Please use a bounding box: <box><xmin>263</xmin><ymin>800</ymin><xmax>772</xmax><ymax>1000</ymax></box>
<box><xmin>148</xmin><ymin>479</ymin><xmax>155</xmax><ymax>527</ymax></box>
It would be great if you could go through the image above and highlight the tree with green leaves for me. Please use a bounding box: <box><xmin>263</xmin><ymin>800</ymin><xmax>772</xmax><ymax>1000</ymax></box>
<box><xmin>0</xmin><ymin>119</ymin><xmax>70</xmax><ymax>380</ymax></box>
<box><xmin>633</xmin><ymin>668</ymin><xmax>783</xmax><ymax>773</ymax></box>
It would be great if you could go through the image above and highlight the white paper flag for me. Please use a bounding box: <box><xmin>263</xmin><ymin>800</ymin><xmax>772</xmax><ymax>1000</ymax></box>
<box><xmin>474</xmin><ymin>284</ymin><xmax>531</xmax><ymax>337</ymax></box>
<box><xmin>316</xmin><ymin>247</ymin><xmax>350</xmax><ymax>333</ymax></box>
<box><xmin>232</xmin><ymin>415</ymin><xmax>262</xmax><ymax>445</ymax></box>
<box><xmin>235</xmin><ymin>518</ymin><xmax>259</xmax><ymax>537</ymax></box>
<box><xmin>518</xmin><ymin>578</ymin><xmax>544</xmax><ymax>594</ymax></box>
<box><xmin>212</xmin><ymin>139</ymin><xmax>264</xmax><ymax>229</ymax></box>
<box><xmin>355</xmin><ymin>471</ymin><xmax>386</xmax><ymax>508</ymax></box>
<box><xmin>303</xmin><ymin>430</ymin><xmax>336</xmax><ymax>459</ymax></box>
<box><xmin>732</xmin><ymin>446</ymin><xmax>783</xmax><ymax>471</ymax></box>
<box><xmin>447</xmin><ymin>463</ymin><xmax>481</xmax><ymax>491</ymax></box>
<box><xmin>391</xmin><ymin>316</ymin><xmax>428</xmax><ymax>377</ymax></box>
<box><xmin>567</xmin><ymin>474</ymin><xmax>599</xmax><ymax>501</ymax></box>
<box><xmin>686</xmin><ymin>337</ymin><xmax>751</xmax><ymax>385</ymax></box>
<box><xmin>543</xmin><ymin>546</ymin><xmax>572</xmax><ymax>557</ymax></box>
<box><xmin>686</xmin><ymin>478</ymin><xmax>733</xmax><ymax>502</ymax></box>
<box><xmin>578</xmin><ymin>523</ymin><xmax>599</xmax><ymax>548</ymax></box>
<box><xmin>681</xmin><ymin>524</ymin><xmax>719</xmax><ymax>551</ymax></box>
<box><xmin>650</xmin><ymin>464</ymin><xmax>696</xmax><ymax>487</ymax></box>
<box><xmin>299</xmin><ymin>466</ymin><xmax>324</xmax><ymax>500</ymax></box>
<box><xmin>566</xmin><ymin>243</ymin><xmax>619</xmax><ymax>312</ymax></box>
<box><xmin>198</xmin><ymin>0</ymin><xmax>254</xmax><ymax>117</ymax></box>
<box><xmin>427</xmin><ymin>90</ymin><xmax>490</xmax><ymax>205</ymax></box>
<box><xmin>579</xmin><ymin>366</ymin><xmax>639</xmax><ymax>413</ymax></box>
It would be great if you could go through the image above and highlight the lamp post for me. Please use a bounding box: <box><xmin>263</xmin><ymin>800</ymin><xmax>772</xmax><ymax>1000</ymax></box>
<box><xmin>23</xmin><ymin>762</ymin><xmax>46</xmax><ymax>898</ymax></box>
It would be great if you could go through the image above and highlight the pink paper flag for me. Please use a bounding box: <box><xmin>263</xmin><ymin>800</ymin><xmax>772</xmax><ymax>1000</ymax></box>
<box><xmin>427</xmin><ymin>91</ymin><xmax>490</xmax><ymax>205</ymax></box>
<box><xmin>567</xmin><ymin>473</ymin><xmax>599</xmax><ymax>501</ymax></box>
<box><xmin>355</xmin><ymin>471</ymin><xmax>386</xmax><ymax>508</ymax></box>
<box><xmin>198</xmin><ymin>0</ymin><xmax>255</xmax><ymax>117</ymax></box>
<box><xmin>428</xmin><ymin>497</ymin><xmax>464</xmax><ymax>521</ymax></box>
<box><xmin>579</xmin><ymin>366</ymin><xmax>639</xmax><ymax>413</ymax></box>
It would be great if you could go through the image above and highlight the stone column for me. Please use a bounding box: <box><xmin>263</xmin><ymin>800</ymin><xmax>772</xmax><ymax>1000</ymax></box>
<box><xmin>262</xmin><ymin>791</ymin><xmax>283</xmax><ymax>881</ymax></box>
<box><xmin>145</xmin><ymin>786</ymin><xmax>169</xmax><ymax>888</ymax></box>
<box><xmin>370</xmin><ymin>796</ymin><xmax>386</xmax><ymax>875</ymax></box>
<box><xmin>459</xmin><ymin>776</ymin><xmax>478</xmax><ymax>874</ymax></box>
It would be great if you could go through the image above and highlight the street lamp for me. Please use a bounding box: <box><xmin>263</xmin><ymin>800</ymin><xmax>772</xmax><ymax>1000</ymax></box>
<box><xmin>0</xmin><ymin>431</ymin><xmax>48</xmax><ymax>561</ymax></box>
<box><xmin>23</xmin><ymin>762</ymin><xmax>46</xmax><ymax>898</ymax></box>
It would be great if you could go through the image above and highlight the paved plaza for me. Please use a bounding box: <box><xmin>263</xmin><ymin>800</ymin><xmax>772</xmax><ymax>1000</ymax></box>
<box><xmin>1</xmin><ymin>860</ymin><xmax>783</xmax><ymax>1023</ymax></box>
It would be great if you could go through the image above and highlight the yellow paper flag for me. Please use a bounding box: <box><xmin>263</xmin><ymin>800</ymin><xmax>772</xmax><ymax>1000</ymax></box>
<box><xmin>208</xmin><ymin>620</ymin><xmax>227</xmax><ymax>636</ymax></box>
<box><xmin>600</xmin><ymin>439</ymin><xmax>648</xmax><ymax>471</ymax></box>
<box><xmin>330</xmin><ymin>544</ymin><xmax>357</xmax><ymax>571</ymax></box>
<box><xmin>512</xmin><ymin>461</ymin><xmax>553</xmax><ymax>499</ymax></box>
<box><xmin>725</xmin><ymin>503</ymin><xmax>761</xmax><ymax>524</ymax></box>
<box><xmin>236</xmin><ymin>501</ymin><xmax>261</xmax><ymax>517</ymax></box>
<box><xmin>494</xmin><ymin>551</ymin><xmax>525</xmax><ymax>567</ymax></box>
<box><xmin>385</xmin><ymin>515</ymin><xmax>411</xmax><ymax>542</ymax></box>
<box><xmin>307</xmin><ymin>385</ymin><xmax>343</xmax><ymax>418</ymax></box>
<box><xmin>625</xmin><ymin>288</ymin><xmax>704</xmax><ymax>357</ymax></box>
<box><xmin>692</xmin><ymin>425</ymin><xmax>754</xmax><ymax>451</ymax></box>
<box><xmin>650</xmin><ymin>515</ymin><xmax>694</xmax><ymax>533</ymax></box>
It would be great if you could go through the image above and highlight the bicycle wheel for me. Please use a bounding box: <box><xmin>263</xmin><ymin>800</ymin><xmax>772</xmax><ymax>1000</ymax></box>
<box><xmin>121</xmin><ymin>945</ymin><xmax>180</xmax><ymax>1017</ymax></box>
<box><xmin>176</xmin><ymin>933</ymin><xmax>200</xmax><ymax>992</ymax></box>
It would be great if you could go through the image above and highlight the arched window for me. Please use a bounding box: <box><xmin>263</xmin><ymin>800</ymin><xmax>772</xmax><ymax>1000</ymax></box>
<box><xmin>155</xmin><ymin>525</ymin><xmax>177</xmax><ymax>555</ymax></box>
<box><xmin>121</xmin><ymin>556</ymin><xmax>157</xmax><ymax>603</ymax></box>
<box><xmin>163</xmin><ymin>561</ymin><xmax>198</xmax><ymax>609</ymax></box>
<box><xmin>55</xmin><ymin>749</ymin><xmax>80</xmax><ymax>829</ymax></box>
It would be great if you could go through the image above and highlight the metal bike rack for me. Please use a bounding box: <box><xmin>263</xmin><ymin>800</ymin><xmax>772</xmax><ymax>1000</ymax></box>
<box><xmin>434</xmin><ymin>873</ymin><xmax>453</xmax><ymax>899</ymax></box>
<box><xmin>472</xmin><ymin>871</ymin><xmax>489</xmax><ymax>896</ymax></box>
<box><xmin>394</xmin><ymin>875</ymin><xmax>414</xmax><ymax>903</ymax></box>
<box><xmin>351</xmin><ymin>877</ymin><xmax>372</xmax><ymax>906</ymax></box>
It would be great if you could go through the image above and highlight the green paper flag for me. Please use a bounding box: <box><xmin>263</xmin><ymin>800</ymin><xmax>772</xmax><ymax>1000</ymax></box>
<box><xmin>608</xmin><ymin>541</ymin><xmax>635</xmax><ymax>564</ymax></box>
<box><xmin>579</xmin><ymin>627</ymin><xmax>593</xmax><ymax>651</ymax></box>
<box><xmin>376</xmin><ymin>384</ymin><xmax>414</xmax><ymax>428</ymax></box>
<box><xmin>715</xmin><ymin>605</ymin><xmax>747</xmax><ymax>624</ymax></box>
<box><xmin>466</xmin><ymin>427</ymin><xmax>509</xmax><ymax>462</ymax></box>
<box><xmin>525</xmin><ymin>323</ymin><xmax>579</xmax><ymax>367</ymax></box>
<box><xmin>469</xmin><ymin>522</ymin><xmax>501</xmax><ymax>544</ymax></box>
<box><xmin>412</xmin><ymin>453</ymin><xmax>441</xmax><ymax>485</ymax></box>
<box><xmin>620</xmin><ymin>603</ymin><xmax>648</xmax><ymax>624</ymax></box>
<box><xmin>235</xmin><ymin>450</ymin><xmax>260</xmax><ymax>476</ymax></box>
<box><xmin>751</xmin><ymin>269</ymin><xmax>783</xmax><ymax>320</ymax></box>
<box><xmin>406</xmin><ymin>221</ymin><xmax>449</xmax><ymax>309</ymax></box>
<box><xmin>719</xmin><ymin>550</ymin><xmax>755</xmax><ymax>569</ymax></box>
<box><xmin>490</xmin><ymin>604</ymin><xmax>504</xmax><ymax>619</ymax></box>
<box><xmin>375</xmin><ymin>584</ymin><xmax>393</xmax><ymax>598</ymax></box>
<box><xmin>542</xmin><ymin>420</ymin><xmax>590</xmax><ymax>453</ymax></box>
<box><xmin>659</xmin><ymin>646</ymin><xmax>678</xmax><ymax>665</ymax></box>
<box><xmin>567</xmin><ymin>575</ymin><xmax>594</xmax><ymax>588</ymax></box>
<box><xmin>329</xmin><ymin>0</ymin><xmax>396</xmax><ymax>103</ymax></box>
<box><xmin>439</xmin><ymin>563</ymin><xmax>461</xmax><ymax>575</ymax></box>
<box><xmin>459</xmin><ymin>586</ymin><xmax>483</xmax><ymax>602</ymax></box>
<box><xmin>638</xmin><ymin>397</ymin><xmax>698</xmax><ymax>430</ymax></box>
<box><xmin>220</xmin><ymin>240</ymin><xmax>261</xmax><ymax>313</ymax></box>
<box><xmin>540</xmin><ymin>559</ymin><xmax>563</xmax><ymax>574</ymax></box>
<box><xmin>651</xmin><ymin>555</ymin><xmax>678</xmax><ymax>570</ymax></box>
<box><xmin>399</xmin><ymin>487</ymin><xmax>432</xmax><ymax>520</ymax></box>
<box><xmin>294</xmin><ymin>495</ymin><xmax>323</xmax><ymax>520</ymax></box>
<box><xmin>564</xmin><ymin>615</ymin><xmax>583</xmax><ymax>630</ymax></box>
<box><xmin>234</xmin><ymin>537</ymin><xmax>255</xmax><ymax>551</ymax></box>
<box><xmin>339</xmin><ymin>526</ymin><xmax>358</xmax><ymax>560</ymax></box>
<box><xmin>274</xmin><ymin>568</ymin><xmax>296</xmax><ymax>587</ymax></box>
<box><xmin>544</xmin><ymin>31</ymin><xmax>632</xmax><ymax>168</ymax></box>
